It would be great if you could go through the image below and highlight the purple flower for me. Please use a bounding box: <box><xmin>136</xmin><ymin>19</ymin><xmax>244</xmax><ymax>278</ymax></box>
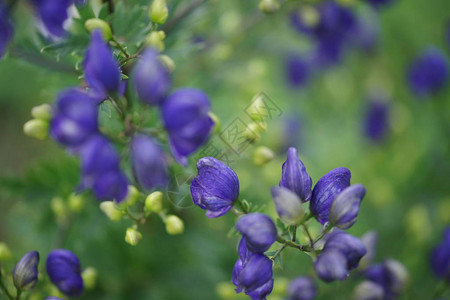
<box><xmin>13</xmin><ymin>251</ymin><xmax>39</xmax><ymax>290</ymax></box>
<box><xmin>329</xmin><ymin>183</ymin><xmax>366</xmax><ymax>229</ymax></box>
<box><xmin>161</xmin><ymin>88</ymin><xmax>214</xmax><ymax>165</ymax></box>
<box><xmin>79</xmin><ymin>135</ymin><xmax>128</xmax><ymax>202</ymax></box>
<box><xmin>364</xmin><ymin>97</ymin><xmax>390</xmax><ymax>142</ymax></box>
<box><xmin>271</xmin><ymin>187</ymin><xmax>305</xmax><ymax>225</ymax></box>
<box><xmin>236</xmin><ymin>213</ymin><xmax>277</xmax><ymax>253</ymax></box>
<box><xmin>0</xmin><ymin>3</ymin><xmax>13</xmax><ymax>59</ymax></box>
<box><xmin>324</xmin><ymin>231</ymin><xmax>367</xmax><ymax>270</ymax></box>
<box><xmin>83</xmin><ymin>30</ymin><xmax>121</xmax><ymax>98</ymax></box>
<box><xmin>310</xmin><ymin>167</ymin><xmax>351</xmax><ymax>224</ymax></box>
<box><xmin>360</xmin><ymin>231</ymin><xmax>378</xmax><ymax>270</ymax></box>
<box><xmin>365</xmin><ymin>259</ymin><xmax>408</xmax><ymax>298</ymax></box>
<box><xmin>46</xmin><ymin>249</ymin><xmax>84</xmax><ymax>297</ymax></box>
<box><xmin>233</xmin><ymin>254</ymin><xmax>273</xmax><ymax>300</ymax></box>
<box><xmin>353</xmin><ymin>281</ymin><xmax>385</xmax><ymax>300</ymax></box>
<box><xmin>30</xmin><ymin>0</ymin><xmax>73</xmax><ymax>37</ymax></box>
<box><xmin>130</xmin><ymin>134</ymin><xmax>168</xmax><ymax>191</ymax></box>
<box><xmin>190</xmin><ymin>157</ymin><xmax>239</xmax><ymax>218</ymax></box>
<box><xmin>431</xmin><ymin>226</ymin><xmax>450</xmax><ymax>281</ymax></box>
<box><xmin>279</xmin><ymin>147</ymin><xmax>312</xmax><ymax>202</ymax></box>
<box><xmin>44</xmin><ymin>297</ymin><xmax>64</xmax><ymax>300</ymax></box>
<box><xmin>287</xmin><ymin>276</ymin><xmax>317</xmax><ymax>300</ymax></box>
<box><xmin>133</xmin><ymin>48</ymin><xmax>171</xmax><ymax>106</ymax></box>
<box><xmin>353</xmin><ymin>14</ymin><xmax>379</xmax><ymax>53</ymax></box>
<box><xmin>314</xmin><ymin>250</ymin><xmax>349</xmax><ymax>282</ymax></box>
<box><xmin>285</xmin><ymin>55</ymin><xmax>310</xmax><ymax>88</ymax></box>
<box><xmin>407</xmin><ymin>47</ymin><xmax>448</xmax><ymax>98</ymax></box>
<box><xmin>50</xmin><ymin>88</ymin><xmax>99</xmax><ymax>148</ymax></box>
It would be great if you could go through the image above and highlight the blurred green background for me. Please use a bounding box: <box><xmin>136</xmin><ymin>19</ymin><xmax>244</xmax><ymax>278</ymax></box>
<box><xmin>1</xmin><ymin>0</ymin><xmax>449</xmax><ymax>299</ymax></box>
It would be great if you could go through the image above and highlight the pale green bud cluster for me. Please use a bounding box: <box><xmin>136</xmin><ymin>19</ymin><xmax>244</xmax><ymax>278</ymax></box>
<box><xmin>259</xmin><ymin>0</ymin><xmax>280</xmax><ymax>14</ymax></box>
<box><xmin>149</xmin><ymin>0</ymin><xmax>169</xmax><ymax>25</ymax></box>
<box><xmin>125</xmin><ymin>227</ymin><xmax>142</xmax><ymax>246</ymax></box>
<box><xmin>100</xmin><ymin>201</ymin><xmax>123</xmax><ymax>222</ymax></box>
<box><xmin>82</xmin><ymin>267</ymin><xmax>98</xmax><ymax>290</ymax></box>
<box><xmin>24</xmin><ymin>104</ymin><xmax>52</xmax><ymax>140</ymax></box>
<box><xmin>84</xmin><ymin>18</ymin><xmax>113</xmax><ymax>40</ymax></box>
<box><xmin>253</xmin><ymin>146</ymin><xmax>275</xmax><ymax>167</ymax></box>
<box><xmin>165</xmin><ymin>215</ymin><xmax>184</xmax><ymax>235</ymax></box>
<box><xmin>146</xmin><ymin>31</ymin><xmax>166</xmax><ymax>51</ymax></box>
<box><xmin>144</xmin><ymin>191</ymin><xmax>163</xmax><ymax>214</ymax></box>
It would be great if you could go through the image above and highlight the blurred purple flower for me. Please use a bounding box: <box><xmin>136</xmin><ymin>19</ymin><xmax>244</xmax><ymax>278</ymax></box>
<box><xmin>329</xmin><ymin>183</ymin><xmax>366</xmax><ymax>229</ymax></box>
<box><xmin>233</xmin><ymin>254</ymin><xmax>273</xmax><ymax>300</ymax></box>
<box><xmin>30</xmin><ymin>0</ymin><xmax>74</xmax><ymax>37</ymax></box>
<box><xmin>46</xmin><ymin>249</ymin><xmax>84</xmax><ymax>297</ymax></box>
<box><xmin>287</xmin><ymin>276</ymin><xmax>317</xmax><ymax>300</ymax></box>
<box><xmin>364</xmin><ymin>97</ymin><xmax>390</xmax><ymax>142</ymax></box>
<box><xmin>279</xmin><ymin>147</ymin><xmax>312</xmax><ymax>202</ymax></box>
<box><xmin>0</xmin><ymin>3</ymin><xmax>13</xmax><ymax>59</ymax></box>
<box><xmin>324</xmin><ymin>231</ymin><xmax>367</xmax><ymax>270</ymax></box>
<box><xmin>236</xmin><ymin>213</ymin><xmax>277</xmax><ymax>253</ymax></box>
<box><xmin>13</xmin><ymin>251</ymin><xmax>39</xmax><ymax>290</ymax></box>
<box><xmin>285</xmin><ymin>55</ymin><xmax>310</xmax><ymax>88</ymax></box>
<box><xmin>365</xmin><ymin>259</ymin><xmax>408</xmax><ymax>299</ymax></box>
<box><xmin>366</xmin><ymin>0</ymin><xmax>395</xmax><ymax>9</ymax></box>
<box><xmin>360</xmin><ymin>231</ymin><xmax>378</xmax><ymax>270</ymax></box>
<box><xmin>190</xmin><ymin>157</ymin><xmax>239</xmax><ymax>218</ymax></box>
<box><xmin>44</xmin><ymin>297</ymin><xmax>64</xmax><ymax>300</ymax></box>
<box><xmin>353</xmin><ymin>281</ymin><xmax>385</xmax><ymax>300</ymax></box>
<box><xmin>431</xmin><ymin>226</ymin><xmax>450</xmax><ymax>281</ymax></box>
<box><xmin>314</xmin><ymin>250</ymin><xmax>349</xmax><ymax>282</ymax></box>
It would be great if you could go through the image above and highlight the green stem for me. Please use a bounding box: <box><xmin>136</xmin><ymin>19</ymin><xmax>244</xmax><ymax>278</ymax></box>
<box><xmin>236</xmin><ymin>199</ymin><xmax>249</xmax><ymax>214</ymax></box>
<box><xmin>312</xmin><ymin>225</ymin><xmax>333</xmax><ymax>246</ymax></box>
<box><xmin>302</xmin><ymin>224</ymin><xmax>317</xmax><ymax>257</ymax></box>
<box><xmin>111</xmin><ymin>38</ymin><xmax>130</xmax><ymax>58</ymax></box>
<box><xmin>291</xmin><ymin>225</ymin><xmax>298</xmax><ymax>242</ymax></box>
<box><xmin>270</xmin><ymin>244</ymin><xmax>286</xmax><ymax>262</ymax></box>
<box><xmin>0</xmin><ymin>279</ymin><xmax>14</xmax><ymax>300</ymax></box>
<box><xmin>277</xmin><ymin>236</ymin><xmax>310</xmax><ymax>252</ymax></box>
<box><xmin>15</xmin><ymin>290</ymin><xmax>21</xmax><ymax>300</ymax></box>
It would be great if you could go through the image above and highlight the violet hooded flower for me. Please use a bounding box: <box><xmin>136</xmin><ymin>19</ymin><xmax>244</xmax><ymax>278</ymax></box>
<box><xmin>431</xmin><ymin>226</ymin><xmax>450</xmax><ymax>281</ymax></box>
<box><xmin>161</xmin><ymin>88</ymin><xmax>214</xmax><ymax>166</ymax></box>
<box><xmin>46</xmin><ymin>249</ymin><xmax>84</xmax><ymax>297</ymax></box>
<box><xmin>310</xmin><ymin>167</ymin><xmax>351</xmax><ymax>224</ymax></box>
<box><xmin>236</xmin><ymin>213</ymin><xmax>277</xmax><ymax>253</ymax></box>
<box><xmin>324</xmin><ymin>231</ymin><xmax>367</xmax><ymax>270</ymax></box>
<box><xmin>133</xmin><ymin>48</ymin><xmax>171</xmax><ymax>106</ymax></box>
<box><xmin>0</xmin><ymin>3</ymin><xmax>13</xmax><ymax>59</ymax></box>
<box><xmin>190</xmin><ymin>157</ymin><xmax>239</xmax><ymax>218</ymax></box>
<box><xmin>365</xmin><ymin>259</ymin><xmax>409</xmax><ymax>299</ymax></box>
<box><xmin>13</xmin><ymin>251</ymin><xmax>39</xmax><ymax>291</ymax></box>
<box><xmin>30</xmin><ymin>0</ymin><xmax>74</xmax><ymax>37</ymax></box>
<box><xmin>233</xmin><ymin>254</ymin><xmax>273</xmax><ymax>300</ymax></box>
<box><xmin>287</xmin><ymin>276</ymin><xmax>317</xmax><ymax>300</ymax></box>
<box><xmin>314</xmin><ymin>250</ymin><xmax>349</xmax><ymax>282</ymax></box>
<box><xmin>364</xmin><ymin>98</ymin><xmax>390</xmax><ymax>142</ymax></box>
<box><xmin>279</xmin><ymin>147</ymin><xmax>312</xmax><ymax>202</ymax></box>
<box><xmin>329</xmin><ymin>183</ymin><xmax>366</xmax><ymax>229</ymax></box>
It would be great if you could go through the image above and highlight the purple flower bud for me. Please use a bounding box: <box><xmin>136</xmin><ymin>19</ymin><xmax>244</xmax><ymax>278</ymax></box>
<box><xmin>130</xmin><ymin>134</ymin><xmax>168</xmax><ymax>191</ymax></box>
<box><xmin>13</xmin><ymin>251</ymin><xmax>39</xmax><ymax>290</ymax></box>
<box><xmin>353</xmin><ymin>281</ymin><xmax>385</xmax><ymax>300</ymax></box>
<box><xmin>133</xmin><ymin>48</ymin><xmax>171</xmax><ymax>105</ymax></box>
<box><xmin>30</xmin><ymin>0</ymin><xmax>73</xmax><ymax>37</ymax></box>
<box><xmin>83</xmin><ymin>30</ymin><xmax>121</xmax><ymax>98</ymax></box>
<box><xmin>236</xmin><ymin>213</ymin><xmax>277</xmax><ymax>253</ymax></box>
<box><xmin>287</xmin><ymin>276</ymin><xmax>317</xmax><ymax>300</ymax></box>
<box><xmin>50</xmin><ymin>88</ymin><xmax>98</xmax><ymax>147</ymax></box>
<box><xmin>407</xmin><ymin>47</ymin><xmax>448</xmax><ymax>98</ymax></box>
<box><xmin>431</xmin><ymin>227</ymin><xmax>450</xmax><ymax>281</ymax></box>
<box><xmin>271</xmin><ymin>187</ymin><xmax>305</xmax><ymax>225</ymax></box>
<box><xmin>329</xmin><ymin>184</ymin><xmax>366</xmax><ymax>229</ymax></box>
<box><xmin>279</xmin><ymin>147</ymin><xmax>312</xmax><ymax>202</ymax></box>
<box><xmin>46</xmin><ymin>249</ymin><xmax>84</xmax><ymax>297</ymax></box>
<box><xmin>365</xmin><ymin>259</ymin><xmax>408</xmax><ymax>298</ymax></box>
<box><xmin>233</xmin><ymin>254</ymin><xmax>273</xmax><ymax>299</ymax></box>
<box><xmin>0</xmin><ymin>4</ymin><xmax>13</xmax><ymax>59</ymax></box>
<box><xmin>161</xmin><ymin>88</ymin><xmax>214</xmax><ymax>165</ymax></box>
<box><xmin>314</xmin><ymin>250</ymin><xmax>349</xmax><ymax>282</ymax></box>
<box><xmin>310</xmin><ymin>167</ymin><xmax>351</xmax><ymax>224</ymax></box>
<box><xmin>44</xmin><ymin>297</ymin><xmax>64</xmax><ymax>300</ymax></box>
<box><xmin>359</xmin><ymin>231</ymin><xmax>378</xmax><ymax>270</ymax></box>
<box><xmin>190</xmin><ymin>157</ymin><xmax>239</xmax><ymax>218</ymax></box>
<box><xmin>324</xmin><ymin>231</ymin><xmax>367</xmax><ymax>270</ymax></box>
<box><xmin>285</xmin><ymin>55</ymin><xmax>310</xmax><ymax>88</ymax></box>
<box><xmin>364</xmin><ymin>98</ymin><xmax>390</xmax><ymax>142</ymax></box>
<box><xmin>238</xmin><ymin>237</ymin><xmax>251</xmax><ymax>262</ymax></box>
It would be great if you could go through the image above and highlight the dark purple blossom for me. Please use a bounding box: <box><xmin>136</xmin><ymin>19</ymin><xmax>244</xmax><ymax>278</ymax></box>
<box><xmin>0</xmin><ymin>3</ymin><xmax>13</xmax><ymax>59</ymax></box>
<box><xmin>431</xmin><ymin>226</ymin><xmax>450</xmax><ymax>281</ymax></box>
<box><xmin>133</xmin><ymin>48</ymin><xmax>171</xmax><ymax>106</ymax></box>
<box><xmin>407</xmin><ymin>47</ymin><xmax>448</xmax><ymax>98</ymax></box>
<box><xmin>50</xmin><ymin>88</ymin><xmax>99</xmax><ymax>148</ymax></box>
<box><xmin>329</xmin><ymin>183</ymin><xmax>366</xmax><ymax>229</ymax></box>
<box><xmin>233</xmin><ymin>254</ymin><xmax>273</xmax><ymax>300</ymax></box>
<box><xmin>46</xmin><ymin>249</ymin><xmax>84</xmax><ymax>297</ymax></box>
<box><xmin>191</xmin><ymin>157</ymin><xmax>239</xmax><ymax>218</ymax></box>
<box><xmin>324</xmin><ymin>231</ymin><xmax>367</xmax><ymax>270</ymax></box>
<box><xmin>30</xmin><ymin>0</ymin><xmax>73</xmax><ymax>37</ymax></box>
<box><xmin>13</xmin><ymin>251</ymin><xmax>39</xmax><ymax>290</ymax></box>
<box><xmin>161</xmin><ymin>88</ymin><xmax>214</xmax><ymax>165</ymax></box>
<box><xmin>285</xmin><ymin>55</ymin><xmax>310</xmax><ymax>88</ymax></box>
<box><xmin>314</xmin><ymin>250</ymin><xmax>349</xmax><ymax>282</ymax></box>
<box><xmin>279</xmin><ymin>147</ymin><xmax>312</xmax><ymax>202</ymax></box>
<box><xmin>130</xmin><ymin>134</ymin><xmax>168</xmax><ymax>191</ymax></box>
<box><xmin>310</xmin><ymin>167</ymin><xmax>351</xmax><ymax>224</ymax></box>
<box><xmin>365</xmin><ymin>259</ymin><xmax>408</xmax><ymax>299</ymax></box>
<box><xmin>364</xmin><ymin>98</ymin><xmax>390</xmax><ymax>142</ymax></box>
<box><xmin>287</xmin><ymin>276</ymin><xmax>317</xmax><ymax>300</ymax></box>
<box><xmin>236</xmin><ymin>213</ymin><xmax>277</xmax><ymax>253</ymax></box>
<box><xmin>83</xmin><ymin>30</ymin><xmax>121</xmax><ymax>98</ymax></box>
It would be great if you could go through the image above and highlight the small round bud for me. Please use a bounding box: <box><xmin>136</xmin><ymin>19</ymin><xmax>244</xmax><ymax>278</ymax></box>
<box><xmin>208</xmin><ymin>112</ymin><xmax>221</xmax><ymax>134</ymax></box>
<box><xmin>125</xmin><ymin>228</ymin><xmax>142</xmax><ymax>246</ymax></box>
<box><xmin>244</xmin><ymin>122</ymin><xmax>266</xmax><ymax>142</ymax></box>
<box><xmin>0</xmin><ymin>242</ymin><xmax>12</xmax><ymax>261</ymax></box>
<box><xmin>145</xmin><ymin>191</ymin><xmax>163</xmax><ymax>213</ymax></box>
<box><xmin>259</xmin><ymin>0</ymin><xmax>279</xmax><ymax>14</ymax></box>
<box><xmin>68</xmin><ymin>193</ymin><xmax>85</xmax><ymax>213</ymax></box>
<box><xmin>13</xmin><ymin>251</ymin><xmax>39</xmax><ymax>291</ymax></box>
<box><xmin>145</xmin><ymin>31</ymin><xmax>166</xmax><ymax>51</ymax></box>
<box><xmin>149</xmin><ymin>0</ymin><xmax>169</xmax><ymax>25</ymax></box>
<box><xmin>300</xmin><ymin>6</ymin><xmax>320</xmax><ymax>28</ymax></box>
<box><xmin>253</xmin><ymin>146</ymin><xmax>274</xmax><ymax>167</ymax></box>
<box><xmin>51</xmin><ymin>197</ymin><xmax>68</xmax><ymax>224</ymax></box>
<box><xmin>84</xmin><ymin>19</ymin><xmax>112</xmax><ymax>40</ymax></box>
<box><xmin>31</xmin><ymin>104</ymin><xmax>52</xmax><ymax>121</ymax></box>
<box><xmin>165</xmin><ymin>215</ymin><xmax>184</xmax><ymax>235</ymax></box>
<box><xmin>123</xmin><ymin>186</ymin><xmax>140</xmax><ymax>207</ymax></box>
<box><xmin>81</xmin><ymin>267</ymin><xmax>98</xmax><ymax>290</ymax></box>
<box><xmin>24</xmin><ymin>119</ymin><xmax>49</xmax><ymax>140</ymax></box>
<box><xmin>247</xmin><ymin>94</ymin><xmax>268</xmax><ymax>122</ymax></box>
<box><xmin>99</xmin><ymin>201</ymin><xmax>123</xmax><ymax>222</ymax></box>
<box><xmin>158</xmin><ymin>55</ymin><xmax>176</xmax><ymax>73</ymax></box>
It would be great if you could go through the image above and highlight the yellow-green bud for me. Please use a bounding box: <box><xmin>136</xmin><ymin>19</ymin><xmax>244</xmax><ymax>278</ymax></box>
<box><xmin>247</xmin><ymin>94</ymin><xmax>268</xmax><ymax>122</ymax></box>
<box><xmin>158</xmin><ymin>55</ymin><xmax>176</xmax><ymax>73</ymax></box>
<box><xmin>165</xmin><ymin>215</ymin><xmax>184</xmax><ymax>235</ymax></box>
<box><xmin>82</xmin><ymin>267</ymin><xmax>98</xmax><ymax>290</ymax></box>
<box><xmin>99</xmin><ymin>201</ymin><xmax>123</xmax><ymax>222</ymax></box>
<box><xmin>31</xmin><ymin>104</ymin><xmax>52</xmax><ymax>121</ymax></box>
<box><xmin>259</xmin><ymin>0</ymin><xmax>280</xmax><ymax>14</ymax></box>
<box><xmin>68</xmin><ymin>193</ymin><xmax>85</xmax><ymax>213</ymax></box>
<box><xmin>84</xmin><ymin>18</ymin><xmax>112</xmax><ymax>40</ymax></box>
<box><xmin>145</xmin><ymin>191</ymin><xmax>163</xmax><ymax>213</ymax></box>
<box><xmin>149</xmin><ymin>0</ymin><xmax>169</xmax><ymax>25</ymax></box>
<box><xmin>125</xmin><ymin>227</ymin><xmax>142</xmax><ymax>246</ymax></box>
<box><xmin>253</xmin><ymin>146</ymin><xmax>275</xmax><ymax>167</ymax></box>
<box><xmin>23</xmin><ymin>119</ymin><xmax>49</xmax><ymax>140</ymax></box>
<box><xmin>244</xmin><ymin>122</ymin><xmax>266</xmax><ymax>142</ymax></box>
<box><xmin>208</xmin><ymin>112</ymin><xmax>221</xmax><ymax>135</ymax></box>
<box><xmin>300</xmin><ymin>6</ymin><xmax>320</xmax><ymax>28</ymax></box>
<box><xmin>0</xmin><ymin>242</ymin><xmax>12</xmax><ymax>261</ymax></box>
<box><xmin>145</xmin><ymin>31</ymin><xmax>166</xmax><ymax>51</ymax></box>
<box><xmin>123</xmin><ymin>185</ymin><xmax>140</xmax><ymax>207</ymax></box>
<box><xmin>51</xmin><ymin>197</ymin><xmax>68</xmax><ymax>223</ymax></box>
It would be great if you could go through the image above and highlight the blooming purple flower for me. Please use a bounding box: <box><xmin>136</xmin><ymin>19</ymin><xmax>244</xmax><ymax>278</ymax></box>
<box><xmin>310</xmin><ymin>167</ymin><xmax>351</xmax><ymax>224</ymax></box>
<box><xmin>271</xmin><ymin>187</ymin><xmax>305</xmax><ymax>225</ymax></box>
<box><xmin>314</xmin><ymin>250</ymin><xmax>349</xmax><ymax>282</ymax></box>
<box><xmin>329</xmin><ymin>183</ymin><xmax>366</xmax><ymax>229</ymax></box>
<box><xmin>279</xmin><ymin>147</ymin><xmax>312</xmax><ymax>202</ymax></box>
<box><xmin>233</xmin><ymin>254</ymin><xmax>273</xmax><ymax>300</ymax></box>
<box><xmin>133</xmin><ymin>48</ymin><xmax>171</xmax><ymax>106</ymax></box>
<box><xmin>407</xmin><ymin>47</ymin><xmax>448</xmax><ymax>98</ymax></box>
<box><xmin>364</xmin><ymin>98</ymin><xmax>390</xmax><ymax>142</ymax></box>
<box><xmin>13</xmin><ymin>251</ymin><xmax>39</xmax><ymax>290</ymax></box>
<box><xmin>190</xmin><ymin>157</ymin><xmax>239</xmax><ymax>218</ymax></box>
<box><xmin>161</xmin><ymin>88</ymin><xmax>214</xmax><ymax>165</ymax></box>
<box><xmin>50</xmin><ymin>88</ymin><xmax>99</xmax><ymax>148</ymax></box>
<box><xmin>83</xmin><ymin>30</ymin><xmax>121</xmax><ymax>98</ymax></box>
<box><xmin>236</xmin><ymin>213</ymin><xmax>277</xmax><ymax>253</ymax></box>
<box><xmin>285</xmin><ymin>55</ymin><xmax>310</xmax><ymax>88</ymax></box>
<box><xmin>30</xmin><ymin>0</ymin><xmax>73</xmax><ymax>37</ymax></box>
<box><xmin>287</xmin><ymin>276</ymin><xmax>317</xmax><ymax>300</ymax></box>
<box><xmin>0</xmin><ymin>3</ymin><xmax>13</xmax><ymax>59</ymax></box>
<box><xmin>46</xmin><ymin>249</ymin><xmax>84</xmax><ymax>297</ymax></box>
<box><xmin>431</xmin><ymin>226</ymin><xmax>450</xmax><ymax>281</ymax></box>
<box><xmin>365</xmin><ymin>259</ymin><xmax>408</xmax><ymax>299</ymax></box>
<box><xmin>130</xmin><ymin>134</ymin><xmax>168</xmax><ymax>191</ymax></box>
<box><xmin>324</xmin><ymin>231</ymin><xmax>367</xmax><ymax>270</ymax></box>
